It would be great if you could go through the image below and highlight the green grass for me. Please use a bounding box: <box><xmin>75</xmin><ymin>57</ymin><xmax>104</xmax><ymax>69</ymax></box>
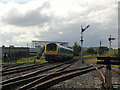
<box><xmin>17</xmin><ymin>54</ymin><xmax>47</xmax><ymax>64</ymax></box>
<box><xmin>2</xmin><ymin>53</ymin><xmax>48</xmax><ymax>65</ymax></box>
<box><xmin>84</xmin><ymin>58</ymin><xmax>97</xmax><ymax>63</ymax></box>
<box><xmin>1</xmin><ymin>62</ymin><xmax>17</xmax><ymax>65</ymax></box>
<box><xmin>103</xmin><ymin>49</ymin><xmax>118</xmax><ymax>57</ymax></box>
<box><xmin>111</xmin><ymin>65</ymin><xmax>120</xmax><ymax>70</ymax></box>
<box><xmin>73</xmin><ymin>56</ymin><xmax>80</xmax><ymax>59</ymax></box>
<box><xmin>83</xmin><ymin>54</ymin><xmax>97</xmax><ymax>58</ymax></box>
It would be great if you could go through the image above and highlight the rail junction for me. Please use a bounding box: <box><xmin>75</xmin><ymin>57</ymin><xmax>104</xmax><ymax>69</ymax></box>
<box><xmin>1</xmin><ymin>58</ymin><xmax>120</xmax><ymax>90</ymax></box>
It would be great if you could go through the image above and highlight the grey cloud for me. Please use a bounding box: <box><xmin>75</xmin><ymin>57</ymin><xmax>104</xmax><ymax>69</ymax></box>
<box><xmin>2</xmin><ymin>2</ymin><xmax>51</xmax><ymax>27</ymax></box>
<box><xmin>2</xmin><ymin>32</ymin><xmax>22</xmax><ymax>46</ymax></box>
<box><xmin>35</xmin><ymin>23</ymin><xmax>84</xmax><ymax>45</ymax></box>
<box><xmin>35</xmin><ymin>16</ymin><xmax>118</xmax><ymax>47</ymax></box>
<box><xmin>0</xmin><ymin>0</ymin><xmax>31</xmax><ymax>3</ymax></box>
<box><xmin>1</xmin><ymin>1</ymin><xmax>118</xmax><ymax>48</ymax></box>
<box><xmin>1</xmin><ymin>31</ymin><xmax>35</xmax><ymax>46</ymax></box>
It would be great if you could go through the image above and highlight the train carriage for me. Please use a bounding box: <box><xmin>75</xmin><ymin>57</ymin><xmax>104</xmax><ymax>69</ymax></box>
<box><xmin>45</xmin><ymin>43</ymin><xmax>73</xmax><ymax>62</ymax></box>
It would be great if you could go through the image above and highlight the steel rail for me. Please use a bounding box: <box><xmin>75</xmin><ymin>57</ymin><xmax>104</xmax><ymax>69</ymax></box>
<box><xmin>2</xmin><ymin>61</ymin><xmax>76</xmax><ymax>90</ymax></box>
<box><xmin>93</xmin><ymin>65</ymin><xmax>105</xmax><ymax>85</ymax></box>
<box><xmin>111</xmin><ymin>67</ymin><xmax>120</xmax><ymax>89</ymax></box>
<box><xmin>18</xmin><ymin>65</ymin><xmax>94</xmax><ymax>90</ymax></box>
<box><xmin>2</xmin><ymin>63</ymin><xmax>47</xmax><ymax>72</ymax></box>
<box><xmin>28</xmin><ymin>66</ymin><xmax>103</xmax><ymax>90</ymax></box>
<box><xmin>2</xmin><ymin>63</ymin><xmax>25</xmax><ymax>69</ymax></box>
<box><xmin>2</xmin><ymin>64</ymin><xmax>72</xmax><ymax>90</ymax></box>
<box><xmin>2</xmin><ymin>63</ymin><xmax>49</xmax><ymax>76</ymax></box>
<box><xmin>1</xmin><ymin>59</ymin><xmax>76</xmax><ymax>85</ymax></box>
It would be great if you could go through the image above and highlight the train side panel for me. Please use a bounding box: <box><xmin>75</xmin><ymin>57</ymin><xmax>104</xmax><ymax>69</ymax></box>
<box><xmin>57</xmin><ymin>46</ymin><xmax>73</xmax><ymax>60</ymax></box>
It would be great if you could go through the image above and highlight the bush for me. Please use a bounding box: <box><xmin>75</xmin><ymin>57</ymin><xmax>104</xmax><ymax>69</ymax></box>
<box><xmin>85</xmin><ymin>47</ymin><xmax>97</xmax><ymax>55</ymax></box>
<box><xmin>72</xmin><ymin>42</ymin><xmax>81</xmax><ymax>56</ymax></box>
<box><xmin>103</xmin><ymin>49</ymin><xmax>118</xmax><ymax>57</ymax></box>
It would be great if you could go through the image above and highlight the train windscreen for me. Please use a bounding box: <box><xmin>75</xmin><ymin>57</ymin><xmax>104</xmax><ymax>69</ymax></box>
<box><xmin>46</xmin><ymin>43</ymin><xmax>56</xmax><ymax>51</ymax></box>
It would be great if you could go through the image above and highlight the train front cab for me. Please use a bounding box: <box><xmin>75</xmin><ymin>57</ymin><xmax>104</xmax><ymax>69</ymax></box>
<box><xmin>45</xmin><ymin>43</ymin><xmax>58</xmax><ymax>61</ymax></box>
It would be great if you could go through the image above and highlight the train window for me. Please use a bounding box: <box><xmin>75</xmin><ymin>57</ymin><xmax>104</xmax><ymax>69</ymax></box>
<box><xmin>47</xmin><ymin>44</ymin><xmax>56</xmax><ymax>51</ymax></box>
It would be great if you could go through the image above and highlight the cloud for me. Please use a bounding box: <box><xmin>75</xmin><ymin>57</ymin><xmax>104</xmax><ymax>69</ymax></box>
<box><xmin>1</xmin><ymin>1</ymin><xmax>51</xmax><ymax>27</ymax></box>
<box><xmin>0</xmin><ymin>0</ymin><xmax>118</xmax><ymax>48</ymax></box>
<box><xmin>59</xmin><ymin>32</ymin><xmax>62</xmax><ymax>34</ymax></box>
<box><xmin>0</xmin><ymin>0</ymin><xmax>32</xmax><ymax>4</ymax></box>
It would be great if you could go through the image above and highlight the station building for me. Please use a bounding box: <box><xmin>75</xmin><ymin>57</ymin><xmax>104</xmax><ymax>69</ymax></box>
<box><xmin>1</xmin><ymin>45</ymin><xmax>29</xmax><ymax>62</ymax></box>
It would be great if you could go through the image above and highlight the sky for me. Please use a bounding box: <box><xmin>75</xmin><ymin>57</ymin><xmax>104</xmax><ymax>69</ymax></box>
<box><xmin>0</xmin><ymin>0</ymin><xmax>119</xmax><ymax>48</ymax></box>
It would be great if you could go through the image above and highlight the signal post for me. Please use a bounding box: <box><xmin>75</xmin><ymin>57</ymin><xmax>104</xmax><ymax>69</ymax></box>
<box><xmin>97</xmin><ymin>35</ymin><xmax>115</xmax><ymax>89</ymax></box>
<box><xmin>97</xmin><ymin>57</ymin><xmax>120</xmax><ymax>89</ymax></box>
<box><xmin>80</xmin><ymin>25</ymin><xmax>90</xmax><ymax>63</ymax></box>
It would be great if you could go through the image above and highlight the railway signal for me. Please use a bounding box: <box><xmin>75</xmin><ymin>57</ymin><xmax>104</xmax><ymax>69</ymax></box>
<box><xmin>80</xmin><ymin>25</ymin><xmax>90</xmax><ymax>63</ymax></box>
<box><xmin>97</xmin><ymin>57</ymin><xmax>120</xmax><ymax>89</ymax></box>
<box><xmin>97</xmin><ymin>35</ymin><xmax>116</xmax><ymax>89</ymax></box>
<box><xmin>108</xmin><ymin>35</ymin><xmax>115</xmax><ymax>56</ymax></box>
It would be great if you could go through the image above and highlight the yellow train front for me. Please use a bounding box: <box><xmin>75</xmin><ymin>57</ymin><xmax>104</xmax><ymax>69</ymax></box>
<box><xmin>45</xmin><ymin>43</ymin><xmax>73</xmax><ymax>62</ymax></box>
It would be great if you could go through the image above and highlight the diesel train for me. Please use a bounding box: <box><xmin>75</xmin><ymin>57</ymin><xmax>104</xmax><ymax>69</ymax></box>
<box><xmin>45</xmin><ymin>43</ymin><xmax>73</xmax><ymax>62</ymax></box>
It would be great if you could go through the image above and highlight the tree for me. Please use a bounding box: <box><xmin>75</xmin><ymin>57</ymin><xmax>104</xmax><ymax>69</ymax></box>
<box><xmin>98</xmin><ymin>46</ymin><xmax>109</xmax><ymax>55</ymax></box>
<box><xmin>72</xmin><ymin>42</ymin><xmax>81</xmax><ymax>56</ymax></box>
<box><xmin>86</xmin><ymin>47</ymin><xmax>97</xmax><ymax>55</ymax></box>
<box><xmin>118</xmin><ymin>48</ymin><xmax>120</xmax><ymax>56</ymax></box>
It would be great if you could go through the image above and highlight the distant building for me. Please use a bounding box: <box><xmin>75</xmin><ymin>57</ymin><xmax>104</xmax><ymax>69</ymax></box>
<box><xmin>1</xmin><ymin>45</ymin><xmax>29</xmax><ymax>61</ymax></box>
<box><xmin>29</xmin><ymin>48</ymin><xmax>41</xmax><ymax>57</ymax></box>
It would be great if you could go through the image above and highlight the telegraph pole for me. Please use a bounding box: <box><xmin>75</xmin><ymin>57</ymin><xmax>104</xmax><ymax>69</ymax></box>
<box><xmin>99</xmin><ymin>41</ymin><xmax>102</xmax><ymax>57</ymax></box>
<box><xmin>100</xmin><ymin>41</ymin><xmax>101</xmax><ymax>47</ymax></box>
<box><xmin>80</xmin><ymin>25</ymin><xmax>90</xmax><ymax>63</ymax></box>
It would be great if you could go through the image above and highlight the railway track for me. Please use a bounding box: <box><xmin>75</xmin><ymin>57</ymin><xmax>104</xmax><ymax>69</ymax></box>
<box><xmin>2</xmin><ymin>63</ymin><xmax>62</xmax><ymax>81</ymax></box>
<box><xmin>3</xmin><ymin>65</ymin><xmax>103</xmax><ymax>90</ymax></box>
<box><xmin>112</xmin><ymin>67</ymin><xmax>120</xmax><ymax>75</ymax></box>
<box><xmin>20</xmin><ymin>65</ymin><xmax>103</xmax><ymax>90</ymax></box>
<box><xmin>2</xmin><ymin>63</ymin><xmax>50</xmax><ymax>81</ymax></box>
<box><xmin>111</xmin><ymin>67</ymin><xmax>120</xmax><ymax>89</ymax></box>
<box><xmin>2</xmin><ymin>63</ymin><xmax>48</xmax><ymax>76</ymax></box>
<box><xmin>92</xmin><ymin>65</ymin><xmax>106</xmax><ymax>89</ymax></box>
<box><xmin>2</xmin><ymin>63</ymin><xmax>28</xmax><ymax>70</ymax></box>
<box><xmin>2</xmin><ymin>60</ymin><xmax>104</xmax><ymax>90</ymax></box>
<box><xmin>2</xmin><ymin>63</ymin><xmax>47</xmax><ymax>71</ymax></box>
<box><xmin>2</xmin><ymin>58</ymin><xmax>119</xmax><ymax>90</ymax></box>
<box><xmin>2</xmin><ymin>59</ymin><xmax>77</xmax><ymax>78</ymax></box>
<box><xmin>93</xmin><ymin>66</ymin><xmax>120</xmax><ymax>89</ymax></box>
<box><xmin>2</xmin><ymin>59</ymin><xmax>77</xmax><ymax>90</ymax></box>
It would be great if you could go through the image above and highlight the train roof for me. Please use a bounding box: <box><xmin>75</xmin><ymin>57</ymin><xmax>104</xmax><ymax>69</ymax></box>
<box><xmin>58</xmin><ymin>44</ymin><xmax>73</xmax><ymax>51</ymax></box>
